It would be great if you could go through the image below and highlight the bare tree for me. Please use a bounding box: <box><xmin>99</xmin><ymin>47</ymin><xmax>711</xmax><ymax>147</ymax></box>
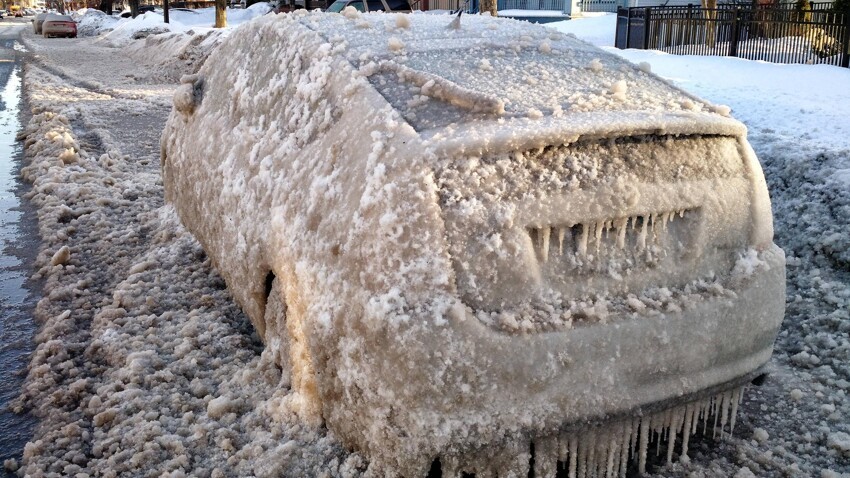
<box><xmin>129</xmin><ymin>0</ymin><xmax>139</xmax><ymax>16</ymax></box>
<box><xmin>99</xmin><ymin>0</ymin><xmax>112</xmax><ymax>14</ymax></box>
<box><xmin>215</xmin><ymin>0</ymin><xmax>226</xmax><ymax>27</ymax></box>
<box><xmin>479</xmin><ymin>0</ymin><xmax>496</xmax><ymax>16</ymax></box>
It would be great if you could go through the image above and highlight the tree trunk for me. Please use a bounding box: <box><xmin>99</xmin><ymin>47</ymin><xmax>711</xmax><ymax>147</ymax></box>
<box><xmin>215</xmin><ymin>0</ymin><xmax>227</xmax><ymax>28</ymax></box>
<box><xmin>701</xmin><ymin>0</ymin><xmax>717</xmax><ymax>48</ymax></box>
<box><xmin>129</xmin><ymin>0</ymin><xmax>139</xmax><ymax>16</ymax></box>
<box><xmin>480</xmin><ymin>0</ymin><xmax>496</xmax><ymax>16</ymax></box>
<box><xmin>99</xmin><ymin>0</ymin><xmax>112</xmax><ymax>14</ymax></box>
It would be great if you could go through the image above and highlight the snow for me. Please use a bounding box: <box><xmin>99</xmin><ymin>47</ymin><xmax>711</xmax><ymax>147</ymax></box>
<box><xmin>80</xmin><ymin>3</ymin><xmax>272</xmax><ymax>46</ymax></box>
<box><xmin>10</xmin><ymin>7</ymin><xmax>850</xmax><ymax>478</ymax></box>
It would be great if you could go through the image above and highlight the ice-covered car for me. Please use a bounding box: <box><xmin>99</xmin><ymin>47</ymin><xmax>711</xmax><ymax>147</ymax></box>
<box><xmin>32</xmin><ymin>12</ymin><xmax>48</xmax><ymax>33</ymax></box>
<box><xmin>161</xmin><ymin>10</ymin><xmax>785</xmax><ymax>476</ymax></box>
<box><xmin>41</xmin><ymin>14</ymin><xmax>77</xmax><ymax>38</ymax></box>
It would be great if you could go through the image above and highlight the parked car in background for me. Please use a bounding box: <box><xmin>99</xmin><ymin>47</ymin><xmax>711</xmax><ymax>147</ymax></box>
<box><xmin>325</xmin><ymin>0</ymin><xmax>410</xmax><ymax>11</ymax></box>
<box><xmin>41</xmin><ymin>14</ymin><xmax>76</xmax><ymax>38</ymax></box>
<box><xmin>32</xmin><ymin>12</ymin><xmax>48</xmax><ymax>33</ymax></box>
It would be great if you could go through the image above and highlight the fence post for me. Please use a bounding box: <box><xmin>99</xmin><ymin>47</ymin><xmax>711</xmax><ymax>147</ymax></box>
<box><xmin>842</xmin><ymin>6</ymin><xmax>850</xmax><ymax>68</ymax></box>
<box><xmin>643</xmin><ymin>7</ymin><xmax>652</xmax><ymax>49</ymax></box>
<box><xmin>728</xmin><ymin>7</ymin><xmax>740</xmax><ymax>57</ymax></box>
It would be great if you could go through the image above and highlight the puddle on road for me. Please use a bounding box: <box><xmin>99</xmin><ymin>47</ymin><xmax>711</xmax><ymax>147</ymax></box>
<box><xmin>0</xmin><ymin>55</ymin><xmax>38</xmax><ymax>471</ymax></box>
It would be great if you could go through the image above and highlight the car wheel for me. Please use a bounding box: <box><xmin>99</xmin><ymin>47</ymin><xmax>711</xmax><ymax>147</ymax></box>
<box><xmin>263</xmin><ymin>273</ymin><xmax>323</xmax><ymax>425</ymax></box>
<box><xmin>42</xmin><ymin>31</ymin><xmax>48</xmax><ymax>38</ymax></box>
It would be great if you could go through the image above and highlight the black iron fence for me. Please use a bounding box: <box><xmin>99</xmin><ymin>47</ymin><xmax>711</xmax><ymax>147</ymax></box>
<box><xmin>615</xmin><ymin>4</ymin><xmax>850</xmax><ymax>67</ymax></box>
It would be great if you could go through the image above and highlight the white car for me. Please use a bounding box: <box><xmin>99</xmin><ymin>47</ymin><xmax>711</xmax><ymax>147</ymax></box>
<box><xmin>161</xmin><ymin>11</ymin><xmax>785</xmax><ymax>477</ymax></box>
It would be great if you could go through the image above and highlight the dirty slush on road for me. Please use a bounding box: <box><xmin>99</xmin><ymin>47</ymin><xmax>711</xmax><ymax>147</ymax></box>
<box><xmin>5</xmin><ymin>14</ymin><xmax>850</xmax><ymax>478</ymax></box>
<box><xmin>0</xmin><ymin>33</ymin><xmax>39</xmax><ymax>475</ymax></box>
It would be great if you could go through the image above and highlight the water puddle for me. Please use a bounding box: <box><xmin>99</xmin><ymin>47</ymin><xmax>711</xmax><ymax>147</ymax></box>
<box><xmin>0</xmin><ymin>54</ymin><xmax>38</xmax><ymax>471</ymax></box>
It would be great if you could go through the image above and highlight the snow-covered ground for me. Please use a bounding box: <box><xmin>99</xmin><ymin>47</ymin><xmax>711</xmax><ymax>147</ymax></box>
<box><xmin>7</xmin><ymin>10</ymin><xmax>850</xmax><ymax>477</ymax></box>
<box><xmin>75</xmin><ymin>4</ymin><xmax>271</xmax><ymax>46</ymax></box>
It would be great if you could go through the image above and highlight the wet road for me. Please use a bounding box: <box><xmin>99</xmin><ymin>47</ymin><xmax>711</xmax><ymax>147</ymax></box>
<box><xmin>0</xmin><ymin>20</ymin><xmax>38</xmax><ymax>474</ymax></box>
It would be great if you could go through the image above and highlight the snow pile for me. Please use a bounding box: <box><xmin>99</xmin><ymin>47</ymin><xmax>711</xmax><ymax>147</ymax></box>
<box><xmin>126</xmin><ymin>30</ymin><xmax>226</xmax><ymax>81</ymax></box>
<box><xmin>76</xmin><ymin>9</ymin><xmax>119</xmax><ymax>37</ymax></box>
<box><xmin>97</xmin><ymin>4</ymin><xmax>272</xmax><ymax>46</ymax></box>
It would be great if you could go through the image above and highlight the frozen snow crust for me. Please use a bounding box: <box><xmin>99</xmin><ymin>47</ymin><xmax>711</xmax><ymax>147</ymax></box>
<box><xmin>161</xmin><ymin>11</ymin><xmax>786</xmax><ymax>475</ymax></box>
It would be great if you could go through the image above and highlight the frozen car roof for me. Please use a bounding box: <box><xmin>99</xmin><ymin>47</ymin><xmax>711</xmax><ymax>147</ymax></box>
<box><xmin>297</xmin><ymin>11</ymin><xmax>741</xmax><ymax>137</ymax></box>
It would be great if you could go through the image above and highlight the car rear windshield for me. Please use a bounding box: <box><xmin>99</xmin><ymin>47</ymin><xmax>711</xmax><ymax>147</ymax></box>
<box><xmin>385</xmin><ymin>0</ymin><xmax>410</xmax><ymax>10</ymax></box>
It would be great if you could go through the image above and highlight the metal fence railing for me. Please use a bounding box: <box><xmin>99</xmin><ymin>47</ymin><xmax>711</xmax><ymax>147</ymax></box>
<box><xmin>578</xmin><ymin>0</ymin><xmax>619</xmax><ymax>13</ymax></box>
<box><xmin>497</xmin><ymin>0</ymin><xmax>568</xmax><ymax>10</ymax></box>
<box><xmin>615</xmin><ymin>5</ymin><xmax>850</xmax><ymax>67</ymax></box>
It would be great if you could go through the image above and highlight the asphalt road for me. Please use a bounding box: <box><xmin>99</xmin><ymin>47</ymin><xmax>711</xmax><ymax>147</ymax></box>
<box><xmin>0</xmin><ymin>19</ymin><xmax>38</xmax><ymax>475</ymax></box>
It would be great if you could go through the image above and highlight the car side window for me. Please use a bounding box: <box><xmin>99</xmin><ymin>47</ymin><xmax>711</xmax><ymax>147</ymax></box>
<box><xmin>366</xmin><ymin>0</ymin><xmax>385</xmax><ymax>10</ymax></box>
<box><xmin>349</xmin><ymin>0</ymin><xmax>366</xmax><ymax>10</ymax></box>
<box><xmin>384</xmin><ymin>0</ymin><xmax>410</xmax><ymax>10</ymax></box>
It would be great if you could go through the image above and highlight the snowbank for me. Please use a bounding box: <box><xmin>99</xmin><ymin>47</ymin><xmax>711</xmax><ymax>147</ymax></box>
<box><xmin>76</xmin><ymin>9</ymin><xmax>119</xmax><ymax>37</ymax></box>
<box><xmin>91</xmin><ymin>3</ymin><xmax>272</xmax><ymax>46</ymax></box>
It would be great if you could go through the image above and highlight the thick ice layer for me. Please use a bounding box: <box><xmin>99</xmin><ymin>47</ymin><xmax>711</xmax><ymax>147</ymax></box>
<box><xmin>160</xmin><ymin>11</ymin><xmax>785</xmax><ymax>476</ymax></box>
<box><xmin>442</xmin><ymin>386</ymin><xmax>747</xmax><ymax>478</ymax></box>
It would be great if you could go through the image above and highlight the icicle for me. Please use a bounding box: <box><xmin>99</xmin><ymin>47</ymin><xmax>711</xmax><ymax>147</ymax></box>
<box><xmin>719</xmin><ymin>391</ymin><xmax>731</xmax><ymax>437</ymax></box>
<box><xmin>667</xmin><ymin>406</ymin><xmax>680</xmax><ymax>465</ymax></box>
<box><xmin>541</xmin><ymin>227</ymin><xmax>551</xmax><ymax>263</ymax></box>
<box><xmin>594</xmin><ymin>221</ymin><xmax>604</xmax><ymax>255</ymax></box>
<box><xmin>558</xmin><ymin>227</ymin><xmax>566</xmax><ymax>255</ymax></box>
<box><xmin>638</xmin><ymin>418</ymin><xmax>649</xmax><ymax>474</ymax></box>
<box><xmin>681</xmin><ymin>403</ymin><xmax>693</xmax><ymax>460</ymax></box>
<box><xmin>610</xmin><ymin>426</ymin><xmax>622</xmax><ymax>478</ymax></box>
<box><xmin>712</xmin><ymin>397</ymin><xmax>720</xmax><ymax>439</ymax></box>
<box><xmin>620</xmin><ymin>420</ymin><xmax>634</xmax><ymax>478</ymax></box>
<box><xmin>577</xmin><ymin>433</ymin><xmax>588</xmax><ymax>478</ymax></box>
<box><xmin>636</xmin><ymin>217</ymin><xmax>648</xmax><ymax>251</ymax></box>
<box><xmin>615</xmin><ymin>217</ymin><xmax>628</xmax><ymax>249</ymax></box>
<box><xmin>577</xmin><ymin>223</ymin><xmax>589</xmax><ymax>258</ymax></box>
<box><xmin>605</xmin><ymin>431</ymin><xmax>617</xmax><ymax>478</ymax></box>
<box><xmin>558</xmin><ymin>433</ymin><xmax>569</xmax><ymax>462</ymax></box>
<box><xmin>568</xmin><ymin>436</ymin><xmax>578</xmax><ymax>478</ymax></box>
<box><xmin>655</xmin><ymin>418</ymin><xmax>661</xmax><ymax>458</ymax></box>
<box><xmin>730</xmin><ymin>388</ymin><xmax>741</xmax><ymax>435</ymax></box>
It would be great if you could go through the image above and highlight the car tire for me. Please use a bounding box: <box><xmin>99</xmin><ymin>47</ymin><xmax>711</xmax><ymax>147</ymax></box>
<box><xmin>263</xmin><ymin>273</ymin><xmax>323</xmax><ymax>425</ymax></box>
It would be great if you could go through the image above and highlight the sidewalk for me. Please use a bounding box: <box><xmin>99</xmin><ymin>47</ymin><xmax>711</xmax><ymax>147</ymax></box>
<box><xmin>13</xmin><ymin>30</ymin><xmax>357</xmax><ymax>478</ymax></box>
